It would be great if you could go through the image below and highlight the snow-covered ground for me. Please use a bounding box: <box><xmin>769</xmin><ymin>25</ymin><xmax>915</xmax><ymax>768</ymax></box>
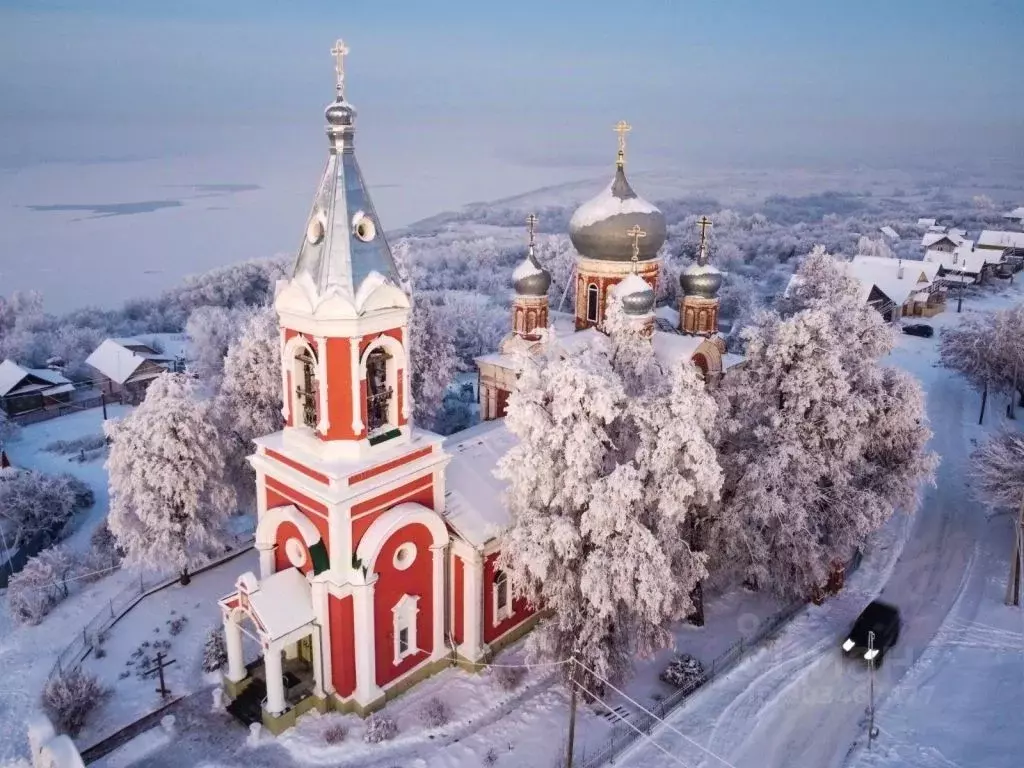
<box><xmin>622</xmin><ymin>282</ymin><xmax>1024</xmax><ymax>768</ymax></box>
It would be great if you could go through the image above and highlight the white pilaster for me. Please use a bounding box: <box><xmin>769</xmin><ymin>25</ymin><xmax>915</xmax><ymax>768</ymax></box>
<box><xmin>264</xmin><ymin>646</ymin><xmax>286</xmax><ymax>715</ymax></box>
<box><xmin>256</xmin><ymin>543</ymin><xmax>275</xmax><ymax>580</ymax></box>
<box><xmin>279</xmin><ymin>327</ymin><xmax>290</xmax><ymax>422</ymax></box>
<box><xmin>311</xmin><ymin>625</ymin><xmax>326</xmax><ymax>697</ymax></box>
<box><xmin>458</xmin><ymin>552</ymin><xmax>485</xmax><ymax>661</ymax></box>
<box><xmin>430</xmin><ymin>544</ymin><xmax>447</xmax><ymax>659</ymax></box>
<box><xmin>318</xmin><ymin>583</ymin><xmax>335</xmax><ymax>696</ymax></box>
<box><xmin>353</xmin><ymin>579</ymin><xmax>384</xmax><ymax>705</ymax></box>
<box><xmin>315</xmin><ymin>335</ymin><xmax>331</xmax><ymax>434</ymax></box>
<box><xmin>350</xmin><ymin>338</ymin><xmax>364</xmax><ymax>434</ymax></box>
<box><xmin>224</xmin><ymin>614</ymin><xmax>246</xmax><ymax>682</ymax></box>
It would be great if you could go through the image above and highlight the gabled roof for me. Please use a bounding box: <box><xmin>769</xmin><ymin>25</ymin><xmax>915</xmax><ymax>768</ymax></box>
<box><xmin>977</xmin><ymin>230</ymin><xmax>1024</xmax><ymax>251</ymax></box>
<box><xmin>924</xmin><ymin>243</ymin><xmax>987</xmax><ymax>275</ymax></box>
<box><xmin>443</xmin><ymin>420</ymin><xmax>516</xmax><ymax>548</ymax></box>
<box><xmin>880</xmin><ymin>226</ymin><xmax>900</xmax><ymax>241</ymax></box>
<box><xmin>224</xmin><ymin>568</ymin><xmax>315</xmax><ymax>643</ymax></box>
<box><xmin>921</xmin><ymin>231</ymin><xmax>964</xmax><ymax>248</ymax></box>
<box><xmin>85</xmin><ymin>339</ymin><xmax>169</xmax><ymax>385</ymax></box>
<box><xmin>843</xmin><ymin>256</ymin><xmax>937</xmax><ymax>308</ymax></box>
<box><xmin>1002</xmin><ymin>207</ymin><xmax>1024</xmax><ymax>220</ymax></box>
<box><xmin>0</xmin><ymin>360</ymin><xmax>71</xmax><ymax>398</ymax></box>
<box><xmin>917</xmin><ymin>218</ymin><xmax>936</xmax><ymax>227</ymax></box>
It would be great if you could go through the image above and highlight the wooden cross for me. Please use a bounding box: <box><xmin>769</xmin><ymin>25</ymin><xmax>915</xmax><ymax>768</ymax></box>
<box><xmin>331</xmin><ymin>39</ymin><xmax>350</xmax><ymax>96</ymax></box>
<box><xmin>627</xmin><ymin>224</ymin><xmax>647</xmax><ymax>265</ymax></box>
<box><xmin>526</xmin><ymin>213</ymin><xmax>538</xmax><ymax>248</ymax></box>
<box><xmin>143</xmin><ymin>651</ymin><xmax>177</xmax><ymax>698</ymax></box>
<box><xmin>614</xmin><ymin>120</ymin><xmax>632</xmax><ymax>167</ymax></box>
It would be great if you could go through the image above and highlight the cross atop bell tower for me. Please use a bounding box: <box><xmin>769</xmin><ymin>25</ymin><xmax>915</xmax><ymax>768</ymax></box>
<box><xmin>627</xmin><ymin>224</ymin><xmax>646</xmax><ymax>271</ymax></box>
<box><xmin>614</xmin><ymin>120</ymin><xmax>632</xmax><ymax>169</ymax></box>
<box><xmin>696</xmin><ymin>215</ymin><xmax>713</xmax><ymax>266</ymax></box>
<box><xmin>331</xmin><ymin>39</ymin><xmax>350</xmax><ymax>99</ymax></box>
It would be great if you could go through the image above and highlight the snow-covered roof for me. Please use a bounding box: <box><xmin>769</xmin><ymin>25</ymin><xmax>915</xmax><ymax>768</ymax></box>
<box><xmin>924</xmin><ymin>244</ymin><xmax>987</xmax><ymax>275</ymax></box>
<box><xmin>235</xmin><ymin>568</ymin><xmax>315</xmax><ymax>642</ymax></box>
<box><xmin>85</xmin><ymin>339</ymin><xmax>170</xmax><ymax>385</ymax></box>
<box><xmin>512</xmin><ymin>257</ymin><xmax>544</xmax><ymax>282</ymax></box>
<box><xmin>722</xmin><ymin>353</ymin><xmax>745</xmax><ymax>369</ymax></box>
<box><xmin>842</xmin><ymin>256</ymin><xmax>938</xmax><ymax>307</ymax></box>
<box><xmin>654</xmin><ymin>305</ymin><xmax>680</xmax><ymax>327</ymax></box>
<box><xmin>921</xmin><ymin>231</ymin><xmax>963</xmax><ymax>248</ymax></box>
<box><xmin>0</xmin><ymin>360</ymin><xmax>71</xmax><ymax>398</ymax></box>
<box><xmin>1002</xmin><ymin>206</ymin><xmax>1024</xmax><ymax>221</ymax></box>
<box><xmin>880</xmin><ymin>226</ymin><xmax>900</xmax><ymax>241</ymax></box>
<box><xmin>443</xmin><ymin>420</ymin><xmax>516</xmax><ymax>548</ymax></box>
<box><xmin>976</xmin><ymin>230</ymin><xmax>1024</xmax><ymax>251</ymax></box>
<box><xmin>917</xmin><ymin>218</ymin><xmax>936</xmax><ymax>227</ymax></box>
<box><xmin>569</xmin><ymin>176</ymin><xmax>661</xmax><ymax>231</ymax></box>
<box><xmin>651</xmin><ymin>331</ymin><xmax>705</xmax><ymax>366</ymax></box>
<box><xmin>948</xmin><ymin>228</ymin><xmax>966</xmax><ymax>238</ymax></box>
<box><xmin>615</xmin><ymin>272</ymin><xmax>655</xmax><ymax>296</ymax></box>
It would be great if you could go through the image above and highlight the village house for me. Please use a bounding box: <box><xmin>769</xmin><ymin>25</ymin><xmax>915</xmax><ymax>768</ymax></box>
<box><xmin>921</xmin><ymin>230</ymin><xmax>965</xmax><ymax>253</ymax></box>
<box><xmin>976</xmin><ymin>230</ymin><xmax>1024</xmax><ymax>259</ymax></box>
<box><xmin>843</xmin><ymin>255</ymin><xmax>943</xmax><ymax>322</ymax></box>
<box><xmin>84</xmin><ymin>337</ymin><xmax>185</xmax><ymax>405</ymax></box>
<box><xmin>0</xmin><ymin>360</ymin><xmax>74</xmax><ymax>416</ymax></box>
<box><xmin>1001</xmin><ymin>207</ymin><xmax>1024</xmax><ymax>226</ymax></box>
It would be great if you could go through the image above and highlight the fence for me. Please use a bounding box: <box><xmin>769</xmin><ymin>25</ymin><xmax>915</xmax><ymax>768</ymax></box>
<box><xmin>49</xmin><ymin>535</ymin><xmax>255</xmax><ymax>681</ymax></box>
<box><xmin>578</xmin><ymin>599</ymin><xmax>806</xmax><ymax>768</ymax></box>
<box><xmin>9</xmin><ymin>393</ymin><xmax>112</xmax><ymax>427</ymax></box>
<box><xmin>577</xmin><ymin>550</ymin><xmax>865</xmax><ymax>767</ymax></box>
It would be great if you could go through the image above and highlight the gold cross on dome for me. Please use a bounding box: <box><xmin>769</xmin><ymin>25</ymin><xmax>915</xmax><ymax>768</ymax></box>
<box><xmin>331</xmin><ymin>39</ymin><xmax>350</xmax><ymax>97</ymax></box>
<box><xmin>526</xmin><ymin>213</ymin><xmax>538</xmax><ymax>248</ymax></box>
<box><xmin>614</xmin><ymin>120</ymin><xmax>632</xmax><ymax>168</ymax></box>
<box><xmin>627</xmin><ymin>224</ymin><xmax>647</xmax><ymax>267</ymax></box>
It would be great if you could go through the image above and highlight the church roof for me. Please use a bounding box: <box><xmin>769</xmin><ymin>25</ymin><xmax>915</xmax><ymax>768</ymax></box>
<box><xmin>443</xmin><ymin>420</ymin><xmax>517</xmax><ymax>548</ymax></box>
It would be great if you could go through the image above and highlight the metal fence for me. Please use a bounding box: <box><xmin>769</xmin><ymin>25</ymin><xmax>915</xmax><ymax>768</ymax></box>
<box><xmin>49</xmin><ymin>535</ymin><xmax>255</xmax><ymax>680</ymax></box>
<box><xmin>577</xmin><ymin>599</ymin><xmax>805</xmax><ymax>768</ymax></box>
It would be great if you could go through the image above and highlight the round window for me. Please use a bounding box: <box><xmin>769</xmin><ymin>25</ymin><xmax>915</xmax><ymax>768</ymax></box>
<box><xmin>285</xmin><ymin>538</ymin><xmax>308</xmax><ymax>568</ymax></box>
<box><xmin>392</xmin><ymin>542</ymin><xmax>417</xmax><ymax>571</ymax></box>
<box><xmin>306</xmin><ymin>214</ymin><xmax>325</xmax><ymax>245</ymax></box>
<box><xmin>352</xmin><ymin>211</ymin><xmax>376</xmax><ymax>242</ymax></box>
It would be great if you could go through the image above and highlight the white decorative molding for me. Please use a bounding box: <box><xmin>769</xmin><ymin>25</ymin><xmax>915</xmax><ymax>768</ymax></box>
<box><xmin>491</xmin><ymin>568</ymin><xmax>511</xmax><ymax>627</ymax></box>
<box><xmin>279</xmin><ymin>327</ymin><xmax>290</xmax><ymax>422</ymax></box>
<box><xmin>392</xmin><ymin>542</ymin><xmax>417</xmax><ymax>571</ymax></box>
<box><xmin>350</xmin><ymin>338</ymin><xmax>363</xmax><ymax>434</ymax></box>
<box><xmin>459</xmin><ymin>552</ymin><xmax>485</xmax><ymax>661</ymax></box>
<box><xmin>392</xmin><ymin>594</ymin><xmax>420</xmax><ymax>664</ymax></box>
<box><xmin>255</xmin><ymin>504</ymin><xmax>322</xmax><ymax>552</ymax></box>
<box><xmin>430</xmin><ymin>544</ymin><xmax>446</xmax><ymax>659</ymax></box>
<box><xmin>354</xmin><ymin>502</ymin><xmax>450</xmax><ymax>577</ymax></box>
<box><xmin>315</xmin><ymin>335</ymin><xmax>331</xmax><ymax>434</ymax></box>
<box><xmin>353</xmin><ymin>580</ymin><xmax>384</xmax><ymax>705</ymax></box>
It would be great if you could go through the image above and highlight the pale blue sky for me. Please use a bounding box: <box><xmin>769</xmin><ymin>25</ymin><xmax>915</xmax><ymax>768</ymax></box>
<box><xmin>2</xmin><ymin>0</ymin><xmax>1022</xmax><ymax>169</ymax></box>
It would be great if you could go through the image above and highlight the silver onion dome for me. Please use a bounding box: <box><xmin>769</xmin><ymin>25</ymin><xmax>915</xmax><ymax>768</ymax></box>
<box><xmin>680</xmin><ymin>264</ymin><xmax>722</xmax><ymax>299</ymax></box>
<box><xmin>569</xmin><ymin>166</ymin><xmax>667</xmax><ymax>261</ymax></box>
<box><xmin>325</xmin><ymin>99</ymin><xmax>356</xmax><ymax>127</ymax></box>
<box><xmin>513</xmin><ymin>246</ymin><xmax>551</xmax><ymax>296</ymax></box>
<box><xmin>615</xmin><ymin>273</ymin><xmax>656</xmax><ymax>316</ymax></box>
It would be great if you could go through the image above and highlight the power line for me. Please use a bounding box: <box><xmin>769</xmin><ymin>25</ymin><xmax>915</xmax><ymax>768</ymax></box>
<box><xmin>573</xmin><ymin>678</ymin><xmax>694</xmax><ymax>768</ymax></box>
<box><xmin>576</xmin><ymin>659</ymin><xmax>739</xmax><ymax>768</ymax></box>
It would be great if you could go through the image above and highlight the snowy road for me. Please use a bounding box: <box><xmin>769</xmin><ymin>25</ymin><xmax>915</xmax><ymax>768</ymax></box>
<box><xmin>621</xmin><ymin>310</ymin><xmax>1005</xmax><ymax>768</ymax></box>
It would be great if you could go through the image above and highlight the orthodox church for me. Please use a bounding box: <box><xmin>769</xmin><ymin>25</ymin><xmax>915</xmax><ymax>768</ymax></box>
<box><xmin>219</xmin><ymin>41</ymin><xmax>732</xmax><ymax>733</ymax></box>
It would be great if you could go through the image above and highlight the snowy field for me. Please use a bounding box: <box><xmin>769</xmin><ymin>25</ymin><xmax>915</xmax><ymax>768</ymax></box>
<box><xmin>622</xmin><ymin>282</ymin><xmax>1024</xmax><ymax>768</ymax></box>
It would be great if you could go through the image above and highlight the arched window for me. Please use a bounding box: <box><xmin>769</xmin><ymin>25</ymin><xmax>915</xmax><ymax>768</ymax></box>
<box><xmin>586</xmin><ymin>283</ymin><xmax>599</xmax><ymax>323</ymax></box>
<box><xmin>366</xmin><ymin>347</ymin><xmax>394</xmax><ymax>432</ymax></box>
<box><xmin>294</xmin><ymin>347</ymin><xmax>318</xmax><ymax>428</ymax></box>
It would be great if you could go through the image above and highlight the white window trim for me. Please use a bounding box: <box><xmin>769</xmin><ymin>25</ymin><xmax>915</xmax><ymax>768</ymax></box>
<box><xmin>392</xmin><ymin>594</ymin><xmax>419</xmax><ymax>665</ymax></box>
<box><xmin>284</xmin><ymin>538</ymin><xmax>308</xmax><ymax>569</ymax></box>
<box><xmin>492</xmin><ymin>570</ymin><xmax>511</xmax><ymax>626</ymax></box>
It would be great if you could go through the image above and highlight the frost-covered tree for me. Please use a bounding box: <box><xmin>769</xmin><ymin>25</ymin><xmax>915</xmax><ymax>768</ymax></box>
<box><xmin>972</xmin><ymin>429</ymin><xmax>1024</xmax><ymax>605</ymax></box>
<box><xmin>185</xmin><ymin>306</ymin><xmax>252</xmax><ymax>385</ymax></box>
<box><xmin>856</xmin><ymin>235</ymin><xmax>894</xmax><ymax>260</ymax></box>
<box><xmin>0</xmin><ymin>469</ymin><xmax>78</xmax><ymax>549</ymax></box>
<box><xmin>42</xmin><ymin>668</ymin><xmax>109</xmax><ymax>736</ymax></box>
<box><xmin>202</xmin><ymin>626</ymin><xmax>228</xmax><ymax>672</ymax></box>
<box><xmin>497</xmin><ymin>327</ymin><xmax>720</xmax><ymax>688</ymax></box>
<box><xmin>407</xmin><ymin>298</ymin><xmax>460</xmax><ymax>430</ymax></box>
<box><xmin>7</xmin><ymin>554</ymin><xmax>61</xmax><ymax>625</ymax></box>
<box><xmin>0</xmin><ymin>410</ymin><xmax>20</xmax><ymax>446</ymax></box>
<box><xmin>714</xmin><ymin>249</ymin><xmax>933</xmax><ymax>598</ymax></box>
<box><xmin>217</xmin><ymin>306</ymin><xmax>282</xmax><ymax>508</ymax></box>
<box><xmin>106</xmin><ymin>374</ymin><xmax>235</xmax><ymax>584</ymax></box>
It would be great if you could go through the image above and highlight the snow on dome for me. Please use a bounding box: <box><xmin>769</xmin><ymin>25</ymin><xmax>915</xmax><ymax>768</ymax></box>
<box><xmin>614</xmin><ymin>273</ymin><xmax>656</xmax><ymax>316</ymax></box>
<box><xmin>569</xmin><ymin>166</ymin><xmax>667</xmax><ymax>262</ymax></box>
<box><xmin>512</xmin><ymin>257</ymin><xmax>544</xmax><ymax>281</ymax></box>
<box><xmin>683</xmin><ymin>262</ymin><xmax>722</xmax><ymax>276</ymax></box>
<box><xmin>614</xmin><ymin>272</ymin><xmax>654</xmax><ymax>297</ymax></box>
<box><xmin>512</xmin><ymin>246</ymin><xmax>551</xmax><ymax>296</ymax></box>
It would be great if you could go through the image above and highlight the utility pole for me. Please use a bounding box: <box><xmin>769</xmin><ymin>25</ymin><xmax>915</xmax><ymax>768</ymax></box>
<box><xmin>867</xmin><ymin>631</ymin><xmax>879</xmax><ymax>746</ymax></box>
<box><xmin>101</xmin><ymin>392</ymin><xmax>107</xmax><ymax>420</ymax></box>
<box><xmin>565</xmin><ymin>656</ymin><xmax>579</xmax><ymax>768</ymax></box>
<box><xmin>1006</xmin><ymin>490</ymin><xmax>1024</xmax><ymax>607</ymax></box>
<box><xmin>957</xmin><ymin>270</ymin><xmax>966</xmax><ymax>313</ymax></box>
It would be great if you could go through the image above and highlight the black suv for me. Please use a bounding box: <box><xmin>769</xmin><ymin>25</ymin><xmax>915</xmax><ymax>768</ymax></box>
<box><xmin>842</xmin><ymin>601</ymin><xmax>901</xmax><ymax>667</ymax></box>
<box><xmin>902</xmin><ymin>323</ymin><xmax>934</xmax><ymax>338</ymax></box>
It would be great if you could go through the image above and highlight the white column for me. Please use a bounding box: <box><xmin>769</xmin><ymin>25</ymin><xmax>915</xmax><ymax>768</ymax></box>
<box><xmin>224</xmin><ymin>615</ymin><xmax>246</xmax><ymax>682</ymax></box>
<box><xmin>350</xmin><ymin>339</ymin><xmax>364</xmax><ymax>434</ymax></box>
<box><xmin>315</xmin><ymin>335</ymin><xmax>330</xmax><ymax>434</ymax></box>
<box><xmin>264</xmin><ymin>646</ymin><xmax>286</xmax><ymax>715</ymax></box>
<box><xmin>256</xmin><ymin>544</ymin><xmax>275</xmax><ymax>580</ymax></box>
<box><xmin>311</xmin><ymin>626</ymin><xmax>326</xmax><ymax>698</ymax></box>
<box><xmin>459</xmin><ymin>552</ymin><xmax>485</xmax><ymax>661</ymax></box>
<box><xmin>353</xmin><ymin>580</ymin><xmax>384</xmax><ymax>705</ymax></box>
<box><xmin>279</xmin><ymin>328</ymin><xmax>290</xmax><ymax>422</ymax></box>
<box><xmin>430</xmin><ymin>544</ymin><xmax>447</xmax><ymax>659</ymax></box>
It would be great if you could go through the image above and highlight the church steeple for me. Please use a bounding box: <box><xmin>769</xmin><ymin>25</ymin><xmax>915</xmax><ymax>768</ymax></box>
<box><xmin>510</xmin><ymin>213</ymin><xmax>551</xmax><ymax>340</ymax></box>
<box><xmin>274</xmin><ymin>40</ymin><xmax>413</xmax><ymax>461</ymax></box>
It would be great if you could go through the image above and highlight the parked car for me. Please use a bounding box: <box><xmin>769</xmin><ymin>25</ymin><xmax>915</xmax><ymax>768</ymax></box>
<box><xmin>842</xmin><ymin>601</ymin><xmax>901</xmax><ymax>667</ymax></box>
<box><xmin>902</xmin><ymin>323</ymin><xmax>934</xmax><ymax>338</ymax></box>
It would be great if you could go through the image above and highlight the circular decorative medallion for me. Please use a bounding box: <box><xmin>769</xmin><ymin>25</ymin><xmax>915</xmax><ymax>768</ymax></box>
<box><xmin>392</xmin><ymin>542</ymin><xmax>417</xmax><ymax>571</ymax></box>
<box><xmin>285</xmin><ymin>537</ymin><xmax>308</xmax><ymax>568</ymax></box>
<box><xmin>306</xmin><ymin>214</ymin><xmax>325</xmax><ymax>245</ymax></box>
<box><xmin>352</xmin><ymin>211</ymin><xmax>376</xmax><ymax>242</ymax></box>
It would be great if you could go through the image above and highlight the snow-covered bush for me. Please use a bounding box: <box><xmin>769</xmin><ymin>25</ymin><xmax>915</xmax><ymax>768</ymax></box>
<box><xmin>44</xmin><ymin>434</ymin><xmax>106</xmax><ymax>455</ymax></box>
<box><xmin>185</xmin><ymin>305</ymin><xmax>253</xmax><ymax>385</ymax></box>
<box><xmin>56</xmin><ymin>472</ymin><xmax>95</xmax><ymax>510</ymax></box>
<box><xmin>0</xmin><ymin>468</ymin><xmax>78</xmax><ymax>548</ymax></box>
<box><xmin>322</xmin><ymin>723</ymin><xmax>347</xmax><ymax>744</ymax></box>
<box><xmin>659</xmin><ymin>654</ymin><xmax>706</xmax><ymax>689</ymax></box>
<box><xmin>363</xmin><ymin>713</ymin><xmax>398</xmax><ymax>743</ymax></box>
<box><xmin>167</xmin><ymin>615</ymin><xmax>188</xmax><ymax>636</ymax></box>
<box><xmin>106</xmin><ymin>373</ymin><xmax>236</xmax><ymax>584</ymax></box>
<box><xmin>483</xmin><ymin>747</ymin><xmax>499</xmax><ymax>766</ymax></box>
<box><xmin>89</xmin><ymin>520</ymin><xmax>124</xmax><ymax>568</ymax></box>
<box><xmin>493</xmin><ymin>665</ymin><xmax>524</xmax><ymax>692</ymax></box>
<box><xmin>202</xmin><ymin>626</ymin><xmax>227</xmax><ymax>672</ymax></box>
<box><xmin>0</xmin><ymin>410</ymin><xmax>20</xmax><ymax>444</ymax></box>
<box><xmin>41</xmin><ymin>668</ymin><xmax>109</xmax><ymax>735</ymax></box>
<box><xmin>6</xmin><ymin>556</ymin><xmax>60</xmax><ymax>625</ymax></box>
<box><xmin>419</xmin><ymin>697</ymin><xmax>451</xmax><ymax>728</ymax></box>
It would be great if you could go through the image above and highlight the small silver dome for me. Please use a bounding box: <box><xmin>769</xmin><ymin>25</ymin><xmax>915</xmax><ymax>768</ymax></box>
<box><xmin>325</xmin><ymin>98</ymin><xmax>356</xmax><ymax>127</ymax></box>
<box><xmin>615</xmin><ymin>273</ymin><xmax>656</xmax><ymax>316</ymax></box>
<box><xmin>513</xmin><ymin>247</ymin><xmax>551</xmax><ymax>296</ymax></box>
<box><xmin>680</xmin><ymin>264</ymin><xmax>722</xmax><ymax>299</ymax></box>
<box><xmin>569</xmin><ymin>167</ymin><xmax>667</xmax><ymax>262</ymax></box>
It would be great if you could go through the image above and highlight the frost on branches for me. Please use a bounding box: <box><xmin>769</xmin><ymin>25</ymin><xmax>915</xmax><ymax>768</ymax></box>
<box><xmin>972</xmin><ymin>430</ymin><xmax>1024</xmax><ymax>509</ymax></box>
<box><xmin>106</xmin><ymin>373</ymin><xmax>236</xmax><ymax>584</ymax></box>
<box><xmin>216</xmin><ymin>306</ymin><xmax>283</xmax><ymax>508</ymax></box>
<box><xmin>407</xmin><ymin>298</ymin><xmax>459</xmax><ymax>430</ymax></box>
<box><xmin>715</xmin><ymin>249</ymin><xmax>934</xmax><ymax>599</ymax></box>
<box><xmin>496</xmin><ymin>317</ymin><xmax>720</xmax><ymax>689</ymax></box>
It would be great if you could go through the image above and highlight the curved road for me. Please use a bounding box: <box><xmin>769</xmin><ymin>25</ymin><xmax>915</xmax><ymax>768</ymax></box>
<box><xmin>623</xmin><ymin>348</ymin><xmax>988</xmax><ymax>768</ymax></box>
